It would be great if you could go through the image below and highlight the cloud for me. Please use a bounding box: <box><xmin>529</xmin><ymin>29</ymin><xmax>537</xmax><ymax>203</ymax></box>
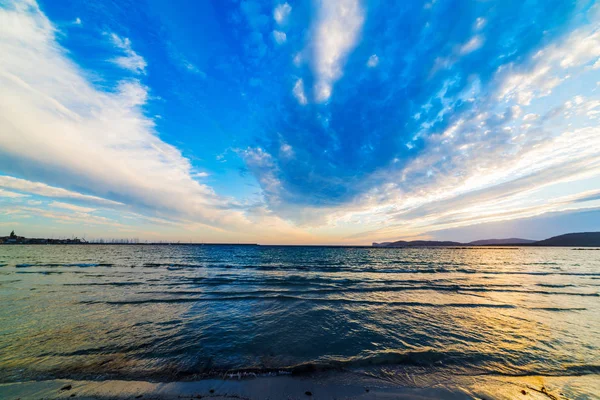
<box><xmin>310</xmin><ymin>0</ymin><xmax>365</xmax><ymax>102</ymax></box>
<box><xmin>4</xmin><ymin>205</ymin><xmax>126</xmax><ymax>229</ymax></box>
<box><xmin>459</xmin><ymin>35</ymin><xmax>483</xmax><ymax>54</ymax></box>
<box><xmin>166</xmin><ymin>41</ymin><xmax>206</xmax><ymax>77</ymax></box>
<box><xmin>0</xmin><ymin>188</ymin><xmax>28</xmax><ymax>198</ymax></box>
<box><xmin>0</xmin><ymin>0</ymin><xmax>317</xmax><ymax>243</ymax></box>
<box><xmin>238</xmin><ymin>1</ymin><xmax>600</xmax><ymax>243</ymax></box>
<box><xmin>0</xmin><ymin>176</ymin><xmax>123</xmax><ymax>206</ymax></box>
<box><xmin>272</xmin><ymin>30</ymin><xmax>287</xmax><ymax>45</ymax></box>
<box><xmin>366</xmin><ymin>54</ymin><xmax>379</xmax><ymax>67</ymax></box>
<box><xmin>474</xmin><ymin>17</ymin><xmax>485</xmax><ymax>31</ymax></box>
<box><xmin>108</xmin><ymin>32</ymin><xmax>147</xmax><ymax>74</ymax></box>
<box><xmin>292</xmin><ymin>78</ymin><xmax>307</xmax><ymax>105</ymax></box>
<box><xmin>273</xmin><ymin>3</ymin><xmax>291</xmax><ymax>25</ymax></box>
<box><xmin>3</xmin><ymin>0</ymin><xmax>599</xmax><ymax>244</ymax></box>
<box><xmin>49</xmin><ymin>201</ymin><xmax>96</xmax><ymax>213</ymax></box>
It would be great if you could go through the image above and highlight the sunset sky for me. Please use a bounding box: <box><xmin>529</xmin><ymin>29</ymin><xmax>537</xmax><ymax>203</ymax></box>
<box><xmin>1</xmin><ymin>0</ymin><xmax>600</xmax><ymax>244</ymax></box>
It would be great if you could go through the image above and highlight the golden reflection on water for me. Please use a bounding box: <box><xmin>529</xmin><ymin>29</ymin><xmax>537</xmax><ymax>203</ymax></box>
<box><xmin>0</xmin><ymin>245</ymin><xmax>598</xmax><ymax>385</ymax></box>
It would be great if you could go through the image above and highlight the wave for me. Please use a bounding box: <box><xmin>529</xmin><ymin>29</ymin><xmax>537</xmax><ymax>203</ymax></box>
<box><xmin>63</xmin><ymin>281</ymin><xmax>144</xmax><ymax>287</ymax></box>
<box><xmin>140</xmin><ymin>284</ymin><xmax>598</xmax><ymax>298</ymax></box>
<box><xmin>14</xmin><ymin>262</ymin><xmax>114</xmax><ymax>268</ymax></box>
<box><xmin>16</xmin><ymin>270</ymin><xmax>64</xmax><ymax>275</ymax></box>
<box><xmin>84</xmin><ymin>295</ymin><xmax>520</xmax><ymax>309</ymax></box>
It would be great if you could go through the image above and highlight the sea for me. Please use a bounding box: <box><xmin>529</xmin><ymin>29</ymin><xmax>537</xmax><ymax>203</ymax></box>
<box><xmin>0</xmin><ymin>245</ymin><xmax>599</xmax><ymax>391</ymax></box>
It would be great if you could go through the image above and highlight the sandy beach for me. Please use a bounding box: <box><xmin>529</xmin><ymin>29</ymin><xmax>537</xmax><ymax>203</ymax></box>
<box><xmin>1</xmin><ymin>372</ymin><xmax>599</xmax><ymax>400</ymax></box>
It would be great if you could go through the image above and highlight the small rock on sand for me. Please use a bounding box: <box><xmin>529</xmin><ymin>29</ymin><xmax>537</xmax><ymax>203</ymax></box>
<box><xmin>60</xmin><ymin>384</ymin><xmax>72</xmax><ymax>391</ymax></box>
<box><xmin>521</xmin><ymin>389</ymin><xmax>527</xmax><ymax>395</ymax></box>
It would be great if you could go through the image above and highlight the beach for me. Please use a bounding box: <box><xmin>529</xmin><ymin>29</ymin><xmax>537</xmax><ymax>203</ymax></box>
<box><xmin>2</xmin><ymin>373</ymin><xmax>599</xmax><ymax>399</ymax></box>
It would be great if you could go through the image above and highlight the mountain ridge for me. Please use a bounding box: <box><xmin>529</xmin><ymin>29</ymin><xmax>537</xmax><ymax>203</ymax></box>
<box><xmin>372</xmin><ymin>232</ymin><xmax>600</xmax><ymax>247</ymax></box>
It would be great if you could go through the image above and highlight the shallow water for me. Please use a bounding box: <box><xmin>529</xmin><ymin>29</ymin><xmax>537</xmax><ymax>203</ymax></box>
<box><xmin>0</xmin><ymin>245</ymin><xmax>599</xmax><ymax>385</ymax></box>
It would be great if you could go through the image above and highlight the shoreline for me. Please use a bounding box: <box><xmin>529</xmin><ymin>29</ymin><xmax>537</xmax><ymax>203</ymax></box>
<box><xmin>1</xmin><ymin>373</ymin><xmax>598</xmax><ymax>399</ymax></box>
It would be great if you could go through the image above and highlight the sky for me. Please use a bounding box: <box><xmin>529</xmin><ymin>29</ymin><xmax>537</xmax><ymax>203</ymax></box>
<box><xmin>1</xmin><ymin>0</ymin><xmax>600</xmax><ymax>244</ymax></box>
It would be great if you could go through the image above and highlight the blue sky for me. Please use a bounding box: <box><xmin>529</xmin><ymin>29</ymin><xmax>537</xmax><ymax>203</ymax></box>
<box><xmin>1</xmin><ymin>0</ymin><xmax>599</xmax><ymax>244</ymax></box>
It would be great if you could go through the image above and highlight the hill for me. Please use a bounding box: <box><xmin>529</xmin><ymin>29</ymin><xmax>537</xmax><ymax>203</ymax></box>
<box><xmin>533</xmin><ymin>232</ymin><xmax>600</xmax><ymax>247</ymax></box>
<box><xmin>372</xmin><ymin>232</ymin><xmax>600</xmax><ymax>247</ymax></box>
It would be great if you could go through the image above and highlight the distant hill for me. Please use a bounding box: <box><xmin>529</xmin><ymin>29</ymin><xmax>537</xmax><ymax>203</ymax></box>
<box><xmin>533</xmin><ymin>232</ymin><xmax>600</xmax><ymax>247</ymax></box>
<box><xmin>373</xmin><ymin>232</ymin><xmax>600</xmax><ymax>247</ymax></box>
<box><xmin>468</xmin><ymin>238</ymin><xmax>535</xmax><ymax>246</ymax></box>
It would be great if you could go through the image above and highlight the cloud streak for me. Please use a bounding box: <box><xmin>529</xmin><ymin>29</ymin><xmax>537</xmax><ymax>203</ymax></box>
<box><xmin>0</xmin><ymin>0</ymin><xmax>314</xmax><ymax>243</ymax></box>
<box><xmin>311</xmin><ymin>0</ymin><xmax>364</xmax><ymax>102</ymax></box>
<box><xmin>108</xmin><ymin>33</ymin><xmax>147</xmax><ymax>74</ymax></box>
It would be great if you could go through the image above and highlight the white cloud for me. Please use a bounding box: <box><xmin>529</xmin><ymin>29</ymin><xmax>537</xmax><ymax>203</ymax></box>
<box><xmin>192</xmin><ymin>172</ymin><xmax>210</xmax><ymax>178</ymax></box>
<box><xmin>280</xmin><ymin>143</ymin><xmax>294</xmax><ymax>158</ymax></box>
<box><xmin>460</xmin><ymin>35</ymin><xmax>483</xmax><ymax>55</ymax></box>
<box><xmin>277</xmin><ymin>16</ymin><xmax>600</xmax><ymax>242</ymax></box>
<box><xmin>73</xmin><ymin>17</ymin><xmax>81</xmax><ymax>25</ymax></box>
<box><xmin>0</xmin><ymin>4</ymin><xmax>245</xmax><ymax>231</ymax></box>
<box><xmin>49</xmin><ymin>201</ymin><xmax>96</xmax><ymax>213</ymax></box>
<box><xmin>293</xmin><ymin>78</ymin><xmax>307</xmax><ymax>105</ymax></box>
<box><xmin>273</xmin><ymin>3</ymin><xmax>291</xmax><ymax>25</ymax></box>
<box><xmin>238</xmin><ymin>147</ymin><xmax>284</xmax><ymax>206</ymax></box>
<box><xmin>293</xmin><ymin>52</ymin><xmax>302</xmax><ymax>66</ymax></box>
<box><xmin>108</xmin><ymin>32</ymin><xmax>147</xmax><ymax>74</ymax></box>
<box><xmin>474</xmin><ymin>17</ymin><xmax>486</xmax><ymax>31</ymax></box>
<box><xmin>367</xmin><ymin>54</ymin><xmax>379</xmax><ymax>68</ymax></box>
<box><xmin>0</xmin><ymin>188</ymin><xmax>28</xmax><ymax>198</ymax></box>
<box><xmin>498</xmin><ymin>27</ymin><xmax>600</xmax><ymax>106</ymax></box>
<box><xmin>0</xmin><ymin>176</ymin><xmax>122</xmax><ymax>206</ymax></box>
<box><xmin>523</xmin><ymin>113</ymin><xmax>539</xmax><ymax>121</ymax></box>
<box><xmin>311</xmin><ymin>0</ymin><xmax>364</xmax><ymax>102</ymax></box>
<box><xmin>183</xmin><ymin>61</ymin><xmax>205</xmax><ymax>76</ymax></box>
<box><xmin>272</xmin><ymin>30</ymin><xmax>287</xmax><ymax>44</ymax></box>
<box><xmin>0</xmin><ymin>0</ymin><xmax>317</xmax><ymax>244</ymax></box>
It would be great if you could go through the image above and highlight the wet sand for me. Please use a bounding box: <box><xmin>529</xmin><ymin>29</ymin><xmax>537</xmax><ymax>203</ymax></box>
<box><xmin>1</xmin><ymin>373</ymin><xmax>598</xmax><ymax>399</ymax></box>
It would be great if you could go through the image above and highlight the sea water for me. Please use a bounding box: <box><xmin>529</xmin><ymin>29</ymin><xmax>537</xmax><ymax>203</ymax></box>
<box><xmin>0</xmin><ymin>245</ymin><xmax>598</xmax><ymax>385</ymax></box>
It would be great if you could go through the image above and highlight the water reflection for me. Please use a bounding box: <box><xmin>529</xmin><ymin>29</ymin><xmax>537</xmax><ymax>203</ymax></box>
<box><xmin>0</xmin><ymin>245</ymin><xmax>598</xmax><ymax>382</ymax></box>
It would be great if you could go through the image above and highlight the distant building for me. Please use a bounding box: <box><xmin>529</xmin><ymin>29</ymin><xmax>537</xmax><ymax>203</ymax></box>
<box><xmin>0</xmin><ymin>231</ymin><xmax>84</xmax><ymax>245</ymax></box>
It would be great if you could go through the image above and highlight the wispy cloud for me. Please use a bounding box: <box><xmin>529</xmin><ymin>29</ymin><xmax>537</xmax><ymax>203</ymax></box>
<box><xmin>366</xmin><ymin>54</ymin><xmax>379</xmax><ymax>68</ymax></box>
<box><xmin>310</xmin><ymin>0</ymin><xmax>364</xmax><ymax>102</ymax></box>
<box><xmin>292</xmin><ymin>78</ymin><xmax>307</xmax><ymax>105</ymax></box>
<box><xmin>273</xmin><ymin>3</ymin><xmax>291</xmax><ymax>25</ymax></box>
<box><xmin>459</xmin><ymin>35</ymin><xmax>483</xmax><ymax>55</ymax></box>
<box><xmin>0</xmin><ymin>176</ymin><xmax>123</xmax><ymax>207</ymax></box>
<box><xmin>108</xmin><ymin>32</ymin><xmax>147</xmax><ymax>74</ymax></box>
<box><xmin>0</xmin><ymin>188</ymin><xmax>28</xmax><ymax>198</ymax></box>
<box><xmin>49</xmin><ymin>201</ymin><xmax>96</xmax><ymax>213</ymax></box>
<box><xmin>0</xmin><ymin>1</ymin><xmax>313</xmax><ymax>243</ymax></box>
<box><xmin>272</xmin><ymin>30</ymin><xmax>287</xmax><ymax>45</ymax></box>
